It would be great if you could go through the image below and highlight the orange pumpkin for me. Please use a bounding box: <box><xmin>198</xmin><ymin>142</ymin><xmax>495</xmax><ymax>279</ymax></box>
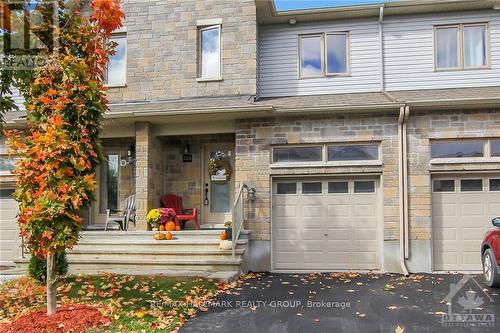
<box><xmin>166</xmin><ymin>221</ymin><xmax>176</xmax><ymax>231</ymax></box>
<box><xmin>175</xmin><ymin>225</ymin><xmax>181</xmax><ymax>231</ymax></box>
<box><xmin>165</xmin><ymin>232</ymin><xmax>173</xmax><ymax>240</ymax></box>
<box><xmin>220</xmin><ymin>231</ymin><xmax>227</xmax><ymax>240</ymax></box>
<box><xmin>159</xmin><ymin>224</ymin><xmax>166</xmax><ymax>231</ymax></box>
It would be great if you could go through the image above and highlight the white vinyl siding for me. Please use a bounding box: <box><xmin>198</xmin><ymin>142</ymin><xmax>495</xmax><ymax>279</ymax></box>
<box><xmin>384</xmin><ymin>11</ymin><xmax>500</xmax><ymax>91</ymax></box>
<box><xmin>258</xmin><ymin>19</ymin><xmax>381</xmax><ymax>97</ymax></box>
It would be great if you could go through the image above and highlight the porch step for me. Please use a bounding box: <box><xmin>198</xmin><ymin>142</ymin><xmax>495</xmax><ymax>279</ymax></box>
<box><xmin>74</xmin><ymin>239</ymin><xmax>248</xmax><ymax>252</ymax></box>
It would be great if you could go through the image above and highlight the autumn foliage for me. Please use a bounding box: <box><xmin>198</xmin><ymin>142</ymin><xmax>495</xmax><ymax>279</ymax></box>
<box><xmin>5</xmin><ymin>0</ymin><xmax>124</xmax><ymax>258</ymax></box>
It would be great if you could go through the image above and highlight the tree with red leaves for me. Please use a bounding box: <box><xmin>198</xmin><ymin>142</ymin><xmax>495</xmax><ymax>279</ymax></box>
<box><xmin>1</xmin><ymin>0</ymin><xmax>124</xmax><ymax>315</ymax></box>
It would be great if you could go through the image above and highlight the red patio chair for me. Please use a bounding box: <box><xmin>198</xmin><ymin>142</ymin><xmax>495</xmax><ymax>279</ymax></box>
<box><xmin>160</xmin><ymin>194</ymin><xmax>199</xmax><ymax>230</ymax></box>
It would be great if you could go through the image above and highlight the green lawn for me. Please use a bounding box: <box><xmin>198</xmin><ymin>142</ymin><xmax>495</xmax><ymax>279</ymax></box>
<box><xmin>0</xmin><ymin>273</ymin><xmax>220</xmax><ymax>332</ymax></box>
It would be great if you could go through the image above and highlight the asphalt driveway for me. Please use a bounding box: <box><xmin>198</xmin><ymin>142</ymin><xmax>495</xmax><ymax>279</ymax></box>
<box><xmin>181</xmin><ymin>272</ymin><xmax>500</xmax><ymax>333</ymax></box>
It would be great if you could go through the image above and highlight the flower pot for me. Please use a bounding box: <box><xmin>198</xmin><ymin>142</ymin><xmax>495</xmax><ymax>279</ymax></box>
<box><xmin>224</xmin><ymin>227</ymin><xmax>232</xmax><ymax>240</ymax></box>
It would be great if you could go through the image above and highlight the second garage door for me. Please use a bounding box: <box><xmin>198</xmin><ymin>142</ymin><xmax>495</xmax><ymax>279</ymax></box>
<box><xmin>432</xmin><ymin>175</ymin><xmax>500</xmax><ymax>271</ymax></box>
<box><xmin>0</xmin><ymin>188</ymin><xmax>19</xmax><ymax>266</ymax></box>
<box><xmin>273</xmin><ymin>177</ymin><xmax>380</xmax><ymax>271</ymax></box>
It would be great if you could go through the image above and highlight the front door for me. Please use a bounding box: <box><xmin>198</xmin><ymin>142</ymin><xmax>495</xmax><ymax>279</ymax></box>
<box><xmin>202</xmin><ymin>143</ymin><xmax>235</xmax><ymax>225</ymax></box>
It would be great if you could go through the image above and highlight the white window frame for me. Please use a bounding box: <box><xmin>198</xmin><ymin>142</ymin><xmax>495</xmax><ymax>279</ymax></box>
<box><xmin>271</xmin><ymin>142</ymin><xmax>382</xmax><ymax>168</ymax></box>
<box><xmin>430</xmin><ymin>138</ymin><xmax>500</xmax><ymax>164</ymax></box>
<box><xmin>105</xmin><ymin>33</ymin><xmax>127</xmax><ymax>87</ymax></box>
<box><xmin>197</xmin><ymin>24</ymin><xmax>222</xmax><ymax>81</ymax></box>
<box><xmin>325</xmin><ymin>32</ymin><xmax>350</xmax><ymax>76</ymax></box>
<box><xmin>298</xmin><ymin>32</ymin><xmax>350</xmax><ymax>78</ymax></box>
<box><xmin>434</xmin><ymin>22</ymin><xmax>490</xmax><ymax>71</ymax></box>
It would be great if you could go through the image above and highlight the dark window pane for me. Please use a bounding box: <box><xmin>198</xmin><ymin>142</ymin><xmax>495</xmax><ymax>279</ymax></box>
<box><xmin>0</xmin><ymin>188</ymin><xmax>14</xmax><ymax>198</ymax></box>
<box><xmin>461</xmin><ymin>179</ymin><xmax>482</xmax><ymax>192</ymax></box>
<box><xmin>277</xmin><ymin>183</ymin><xmax>297</xmax><ymax>195</ymax></box>
<box><xmin>328</xmin><ymin>182</ymin><xmax>348</xmax><ymax>193</ymax></box>
<box><xmin>490</xmin><ymin>179</ymin><xmax>500</xmax><ymax>191</ymax></box>
<box><xmin>273</xmin><ymin>147</ymin><xmax>322</xmax><ymax>163</ymax></box>
<box><xmin>302</xmin><ymin>182</ymin><xmax>322</xmax><ymax>194</ymax></box>
<box><xmin>430</xmin><ymin>141</ymin><xmax>483</xmax><ymax>158</ymax></box>
<box><xmin>328</xmin><ymin>144</ymin><xmax>378</xmax><ymax>161</ymax></box>
<box><xmin>433</xmin><ymin>180</ymin><xmax>455</xmax><ymax>192</ymax></box>
<box><xmin>491</xmin><ymin>141</ymin><xmax>500</xmax><ymax>157</ymax></box>
<box><xmin>354</xmin><ymin>181</ymin><xmax>375</xmax><ymax>193</ymax></box>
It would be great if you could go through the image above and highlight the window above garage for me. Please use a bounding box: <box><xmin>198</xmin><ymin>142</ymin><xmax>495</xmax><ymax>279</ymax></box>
<box><xmin>430</xmin><ymin>139</ymin><xmax>500</xmax><ymax>164</ymax></box>
<box><xmin>271</xmin><ymin>142</ymin><xmax>381</xmax><ymax>168</ymax></box>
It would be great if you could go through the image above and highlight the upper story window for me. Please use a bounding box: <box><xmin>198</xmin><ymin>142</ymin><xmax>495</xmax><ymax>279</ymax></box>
<box><xmin>434</xmin><ymin>23</ymin><xmax>489</xmax><ymax>71</ymax></box>
<box><xmin>299</xmin><ymin>32</ymin><xmax>349</xmax><ymax>78</ymax></box>
<box><xmin>198</xmin><ymin>25</ymin><xmax>221</xmax><ymax>80</ymax></box>
<box><xmin>430</xmin><ymin>140</ymin><xmax>484</xmax><ymax>159</ymax></box>
<box><xmin>106</xmin><ymin>33</ymin><xmax>127</xmax><ymax>86</ymax></box>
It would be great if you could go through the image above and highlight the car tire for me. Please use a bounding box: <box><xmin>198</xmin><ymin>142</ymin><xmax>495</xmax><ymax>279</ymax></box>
<box><xmin>483</xmin><ymin>249</ymin><xmax>500</xmax><ymax>288</ymax></box>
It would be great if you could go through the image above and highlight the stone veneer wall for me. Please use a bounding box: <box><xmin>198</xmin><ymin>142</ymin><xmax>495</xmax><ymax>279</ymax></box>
<box><xmin>107</xmin><ymin>0</ymin><xmax>257</xmax><ymax>102</ymax></box>
<box><xmin>407</xmin><ymin>109</ymin><xmax>500</xmax><ymax>241</ymax></box>
<box><xmin>162</xmin><ymin>133</ymin><xmax>235</xmax><ymax>228</ymax></box>
<box><xmin>235</xmin><ymin>113</ymin><xmax>401</xmax><ymax>242</ymax></box>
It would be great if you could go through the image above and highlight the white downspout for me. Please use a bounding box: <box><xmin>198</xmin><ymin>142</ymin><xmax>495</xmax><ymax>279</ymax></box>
<box><xmin>398</xmin><ymin>105</ymin><xmax>410</xmax><ymax>276</ymax></box>
<box><xmin>379</xmin><ymin>5</ymin><xmax>385</xmax><ymax>91</ymax></box>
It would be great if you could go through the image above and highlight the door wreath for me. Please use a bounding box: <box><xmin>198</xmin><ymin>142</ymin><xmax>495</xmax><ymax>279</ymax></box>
<box><xmin>209</xmin><ymin>151</ymin><xmax>232</xmax><ymax>185</ymax></box>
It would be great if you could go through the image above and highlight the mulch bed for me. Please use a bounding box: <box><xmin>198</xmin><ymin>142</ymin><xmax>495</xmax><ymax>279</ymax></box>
<box><xmin>0</xmin><ymin>303</ymin><xmax>110</xmax><ymax>333</ymax></box>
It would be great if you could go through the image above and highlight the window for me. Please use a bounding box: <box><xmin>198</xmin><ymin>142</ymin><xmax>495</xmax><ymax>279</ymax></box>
<box><xmin>0</xmin><ymin>156</ymin><xmax>15</xmax><ymax>174</ymax></box>
<box><xmin>435</xmin><ymin>23</ymin><xmax>488</xmax><ymax>70</ymax></box>
<box><xmin>0</xmin><ymin>189</ymin><xmax>14</xmax><ymax>198</ymax></box>
<box><xmin>326</xmin><ymin>33</ymin><xmax>348</xmax><ymax>75</ymax></box>
<box><xmin>302</xmin><ymin>182</ymin><xmax>322</xmax><ymax>194</ymax></box>
<box><xmin>273</xmin><ymin>146</ymin><xmax>322</xmax><ymax>163</ymax></box>
<box><xmin>299</xmin><ymin>35</ymin><xmax>323</xmax><ymax>77</ymax></box>
<box><xmin>106</xmin><ymin>34</ymin><xmax>127</xmax><ymax>86</ymax></box>
<box><xmin>433</xmin><ymin>180</ymin><xmax>455</xmax><ymax>192</ymax></box>
<box><xmin>490</xmin><ymin>179</ymin><xmax>500</xmax><ymax>191</ymax></box>
<box><xmin>354</xmin><ymin>181</ymin><xmax>375</xmax><ymax>193</ymax></box>
<box><xmin>277</xmin><ymin>183</ymin><xmax>297</xmax><ymax>195</ymax></box>
<box><xmin>198</xmin><ymin>25</ymin><xmax>221</xmax><ymax>79</ymax></box>
<box><xmin>328</xmin><ymin>144</ymin><xmax>378</xmax><ymax>161</ymax></box>
<box><xmin>491</xmin><ymin>140</ymin><xmax>500</xmax><ymax>157</ymax></box>
<box><xmin>299</xmin><ymin>32</ymin><xmax>349</xmax><ymax>78</ymax></box>
<box><xmin>430</xmin><ymin>141</ymin><xmax>484</xmax><ymax>159</ymax></box>
<box><xmin>328</xmin><ymin>181</ymin><xmax>348</xmax><ymax>194</ymax></box>
<box><xmin>461</xmin><ymin>179</ymin><xmax>482</xmax><ymax>192</ymax></box>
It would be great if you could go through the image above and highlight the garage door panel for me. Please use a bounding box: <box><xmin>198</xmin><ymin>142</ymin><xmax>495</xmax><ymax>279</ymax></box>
<box><xmin>433</xmin><ymin>203</ymin><xmax>456</xmax><ymax>217</ymax></box>
<box><xmin>327</xmin><ymin>205</ymin><xmax>349</xmax><ymax>217</ymax></box>
<box><xmin>461</xmin><ymin>227</ymin><xmax>487</xmax><ymax>240</ymax></box>
<box><xmin>460</xmin><ymin>203</ymin><xmax>484</xmax><ymax>216</ymax></box>
<box><xmin>273</xmin><ymin>177</ymin><xmax>380</xmax><ymax>271</ymax></box>
<box><xmin>433</xmin><ymin>228</ymin><xmax>457</xmax><ymax>240</ymax></box>
<box><xmin>275</xmin><ymin>205</ymin><xmax>297</xmax><ymax>217</ymax></box>
<box><xmin>302</xmin><ymin>206</ymin><xmax>323</xmax><ymax>217</ymax></box>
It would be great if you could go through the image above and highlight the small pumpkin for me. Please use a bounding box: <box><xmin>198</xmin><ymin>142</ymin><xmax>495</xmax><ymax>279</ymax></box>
<box><xmin>154</xmin><ymin>233</ymin><xmax>165</xmax><ymax>240</ymax></box>
<box><xmin>220</xmin><ymin>231</ymin><xmax>227</xmax><ymax>241</ymax></box>
<box><xmin>165</xmin><ymin>232</ymin><xmax>173</xmax><ymax>240</ymax></box>
<box><xmin>166</xmin><ymin>221</ymin><xmax>176</xmax><ymax>231</ymax></box>
<box><xmin>175</xmin><ymin>225</ymin><xmax>181</xmax><ymax>231</ymax></box>
<box><xmin>159</xmin><ymin>224</ymin><xmax>166</xmax><ymax>231</ymax></box>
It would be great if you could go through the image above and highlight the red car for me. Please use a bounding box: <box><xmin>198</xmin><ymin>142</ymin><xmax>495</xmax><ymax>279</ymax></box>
<box><xmin>482</xmin><ymin>217</ymin><xmax>500</xmax><ymax>287</ymax></box>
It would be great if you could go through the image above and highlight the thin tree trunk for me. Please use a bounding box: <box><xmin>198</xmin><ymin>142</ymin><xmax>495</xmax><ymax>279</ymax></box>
<box><xmin>46</xmin><ymin>253</ymin><xmax>57</xmax><ymax>315</ymax></box>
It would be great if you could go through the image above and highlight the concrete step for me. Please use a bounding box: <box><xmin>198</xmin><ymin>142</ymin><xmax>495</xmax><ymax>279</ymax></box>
<box><xmin>74</xmin><ymin>239</ymin><xmax>248</xmax><ymax>252</ymax></box>
<box><xmin>66</xmin><ymin>249</ymin><xmax>245</xmax><ymax>261</ymax></box>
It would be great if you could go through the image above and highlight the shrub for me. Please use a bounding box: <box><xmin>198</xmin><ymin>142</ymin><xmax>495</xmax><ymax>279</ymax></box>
<box><xmin>28</xmin><ymin>252</ymin><xmax>68</xmax><ymax>283</ymax></box>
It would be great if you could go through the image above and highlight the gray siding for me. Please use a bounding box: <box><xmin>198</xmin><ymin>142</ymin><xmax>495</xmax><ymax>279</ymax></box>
<box><xmin>258</xmin><ymin>19</ymin><xmax>381</xmax><ymax>98</ymax></box>
<box><xmin>383</xmin><ymin>11</ymin><xmax>500</xmax><ymax>91</ymax></box>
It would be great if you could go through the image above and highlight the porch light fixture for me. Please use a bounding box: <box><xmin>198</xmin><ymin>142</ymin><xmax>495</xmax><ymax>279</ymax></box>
<box><xmin>127</xmin><ymin>144</ymin><xmax>136</xmax><ymax>165</ymax></box>
<box><xmin>247</xmin><ymin>187</ymin><xmax>256</xmax><ymax>202</ymax></box>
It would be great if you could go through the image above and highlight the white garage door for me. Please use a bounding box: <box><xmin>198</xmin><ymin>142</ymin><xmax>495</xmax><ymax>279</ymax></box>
<box><xmin>273</xmin><ymin>177</ymin><xmax>380</xmax><ymax>271</ymax></box>
<box><xmin>0</xmin><ymin>188</ymin><xmax>20</xmax><ymax>266</ymax></box>
<box><xmin>432</xmin><ymin>176</ymin><xmax>500</xmax><ymax>271</ymax></box>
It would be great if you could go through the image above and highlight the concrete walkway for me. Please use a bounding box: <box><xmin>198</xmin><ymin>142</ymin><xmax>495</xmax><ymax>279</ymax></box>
<box><xmin>181</xmin><ymin>272</ymin><xmax>500</xmax><ymax>333</ymax></box>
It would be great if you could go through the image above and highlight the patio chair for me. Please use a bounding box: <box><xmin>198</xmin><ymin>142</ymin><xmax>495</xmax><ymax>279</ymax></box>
<box><xmin>105</xmin><ymin>194</ymin><xmax>136</xmax><ymax>231</ymax></box>
<box><xmin>160</xmin><ymin>194</ymin><xmax>199</xmax><ymax>230</ymax></box>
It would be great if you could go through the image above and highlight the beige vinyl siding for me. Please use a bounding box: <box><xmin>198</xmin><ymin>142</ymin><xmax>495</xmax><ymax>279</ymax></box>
<box><xmin>384</xmin><ymin>11</ymin><xmax>500</xmax><ymax>91</ymax></box>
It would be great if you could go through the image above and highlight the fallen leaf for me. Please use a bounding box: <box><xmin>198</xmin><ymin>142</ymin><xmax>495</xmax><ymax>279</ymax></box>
<box><xmin>395</xmin><ymin>325</ymin><xmax>405</xmax><ymax>333</ymax></box>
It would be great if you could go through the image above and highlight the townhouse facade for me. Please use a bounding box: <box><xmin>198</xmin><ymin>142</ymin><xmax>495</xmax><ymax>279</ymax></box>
<box><xmin>1</xmin><ymin>0</ymin><xmax>500</xmax><ymax>274</ymax></box>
